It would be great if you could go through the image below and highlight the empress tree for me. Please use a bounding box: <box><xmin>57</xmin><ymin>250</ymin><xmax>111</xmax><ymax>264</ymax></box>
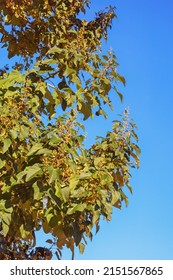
<box><xmin>0</xmin><ymin>0</ymin><xmax>140</xmax><ymax>259</ymax></box>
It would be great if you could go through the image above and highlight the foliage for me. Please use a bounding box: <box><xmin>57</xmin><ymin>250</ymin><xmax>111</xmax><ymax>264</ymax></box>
<box><xmin>0</xmin><ymin>0</ymin><xmax>140</xmax><ymax>259</ymax></box>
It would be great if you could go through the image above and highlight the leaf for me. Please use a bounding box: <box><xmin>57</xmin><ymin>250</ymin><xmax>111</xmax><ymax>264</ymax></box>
<box><xmin>113</xmin><ymin>87</ymin><xmax>124</xmax><ymax>102</ymax></box>
<box><xmin>78</xmin><ymin>242</ymin><xmax>85</xmax><ymax>254</ymax></box>
<box><xmin>67</xmin><ymin>203</ymin><xmax>87</xmax><ymax>215</ymax></box>
<box><xmin>48</xmin><ymin>189</ymin><xmax>62</xmax><ymax>208</ymax></box>
<box><xmin>32</xmin><ymin>182</ymin><xmax>43</xmax><ymax>200</ymax></box>
<box><xmin>25</xmin><ymin>164</ymin><xmax>42</xmax><ymax>182</ymax></box>
<box><xmin>69</xmin><ymin>176</ymin><xmax>79</xmax><ymax>192</ymax></box>
<box><xmin>0</xmin><ymin>159</ymin><xmax>5</xmax><ymax>169</ymax></box>
<box><xmin>94</xmin><ymin>157</ymin><xmax>103</xmax><ymax>168</ymax></box>
<box><xmin>46</xmin><ymin>239</ymin><xmax>53</xmax><ymax>244</ymax></box>
<box><xmin>0</xmin><ymin>70</ymin><xmax>24</xmax><ymax>89</ymax></box>
<box><xmin>2</xmin><ymin>223</ymin><xmax>9</xmax><ymax>237</ymax></box>
<box><xmin>20</xmin><ymin>126</ymin><xmax>30</xmax><ymax>139</ymax></box>
<box><xmin>96</xmin><ymin>222</ymin><xmax>100</xmax><ymax>234</ymax></box>
<box><xmin>19</xmin><ymin>224</ymin><xmax>30</xmax><ymax>239</ymax></box>
<box><xmin>49</xmin><ymin>134</ymin><xmax>61</xmax><ymax>145</ymax></box>
<box><xmin>119</xmin><ymin>189</ymin><xmax>129</xmax><ymax>207</ymax></box>
<box><xmin>61</xmin><ymin>98</ymin><xmax>67</xmax><ymax>111</ymax></box>
<box><xmin>111</xmin><ymin>191</ymin><xmax>120</xmax><ymax>205</ymax></box>
<box><xmin>48</xmin><ymin>215</ymin><xmax>59</xmax><ymax>228</ymax></box>
<box><xmin>79</xmin><ymin>102</ymin><xmax>92</xmax><ymax>120</ymax></box>
<box><xmin>103</xmin><ymin>55</ymin><xmax>108</xmax><ymax>61</ymax></box>
<box><xmin>42</xmin><ymin>59</ymin><xmax>58</xmax><ymax>65</ymax></box>
<box><xmin>47</xmin><ymin>46</ymin><xmax>63</xmax><ymax>54</ymax></box>
<box><xmin>104</xmin><ymin>203</ymin><xmax>112</xmax><ymax>219</ymax></box>
<box><xmin>131</xmin><ymin>129</ymin><xmax>139</xmax><ymax>141</ymax></box>
<box><xmin>113</xmin><ymin>171</ymin><xmax>124</xmax><ymax>187</ymax></box>
<box><xmin>61</xmin><ymin>186</ymin><xmax>69</xmax><ymax>202</ymax></box>
<box><xmin>9</xmin><ymin>129</ymin><xmax>18</xmax><ymax>139</ymax></box>
<box><xmin>46</xmin><ymin>212</ymin><xmax>54</xmax><ymax>224</ymax></box>
<box><xmin>113</xmin><ymin>199</ymin><xmax>122</xmax><ymax>209</ymax></box>
<box><xmin>45</xmin><ymin>89</ymin><xmax>55</xmax><ymax>103</ymax></box>
<box><xmin>92</xmin><ymin>210</ymin><xmax>100</xmax><ymax>225</ymax></box>
<box><xmin>16</xmin><ymin>170</ymin><xmax>27</xmax><ymax>182</ymax></box>
<box><xmin>35</xmin><ymin>148</ymin><xmax>52</xmax><ymax>155</ymax></box>
<box><xmin>70</xmin><ymin>187</ymin><xmax>85</xmax><ymax>198</ymax></box>
<box><xmin>64</xmin><ymin>65</ymin><xmax>75</xmax><ymax>76</ymax></box>
<box><xmin>117</xmin><ymin>74</ymin><xmax>126</xmax><ymax>86</ymax></box>
<box><xmin>42</xmin><ymin>220</ymin><xmax>51</xmax><ymax>234</ymax></box>
<box><xmin>2</xmin><ymin>138</ymin><xmax>11</xmax><ymax>154</ymax></box>
<box><xmin>131</xmin><ymin>144</ymin><xmax>141</xmax><ymax>156</ymax></box>
<box><xmin>27</xmin><ymin>143</ymin><xmax>43</xmax><ymax>156</ymax></box>
<box><xmin>78</xmin><ymin>173</ymin><xmax>90</xmax><ymax>180</ymax></box>
<box><xmin>48</xmin><ymin>167</ymin><xmax>60</xmax><ymax>184</ymax></box>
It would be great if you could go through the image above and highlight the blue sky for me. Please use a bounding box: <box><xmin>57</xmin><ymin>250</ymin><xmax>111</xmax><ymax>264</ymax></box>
<box><xmin>1</xmin><ymin>0</ymin><xmax>173</xmax><ymax>260</ymax></box>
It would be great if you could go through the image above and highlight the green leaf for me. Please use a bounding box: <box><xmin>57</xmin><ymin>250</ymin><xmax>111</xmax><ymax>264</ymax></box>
<box><xmin>35</xmin><ymin>148</ymin><xmax>52</xmax><ymax>155</ymax></box>
<box><xmin>27</xmin><ymin>143</ymin><xmax>43</xmax><ymax>156</ymax></box>
<box><xmin>113</xmin><ymin>87</ymin><xmax>124</xmax><ymax>102</ymax></box>
<box><xmin>119</xmin><ymin>189</ymin><xmax>129</xmax><ymax>207</ymax></box>
<box><xmin>48</xmin><ymin>189</ymin><xmax>62</xmax><ymax>208</ymax></box>
<box><xmin>0</xmin><ymin>159</ymin><xmax>5</xmax><ymax>169</ymax></box>
<box><xmin>16</xmin><ymin>170</ymin><xmax>27</xmax><ymax>183</ymax></box>
<box><xmin>48</xmin><ymin>167</ymin><xmax>60</xmax><ymax>184</ymax></box>
<box><xmin>42</xmin><ymin>59</ymin><xmax>58</xmax><ymax>65</ymax></box>
<box><xmin>117</xmin><ymin>74</ymin><xmax>126</xmax><ymax>86</ymax></box>
<box><xmin>94</xmin><ymin>157</ymin><xmax>103</xmax><ymax>168</ymax></box>
<box><xmin>131</xmin><ymin>144</ymin><xmax>141</xmax><ymax>156</ymax></box>
<box><xmin>32</xmin><ymin>182</ymin><xmax>43</xmax><ymax>200</ymax></box>
<box><xmin>9</xmin><ymin>129</ymin><xmax>18</xmax><ymax>139</ymax></box>
<box><xmin>78</xmin><ymin>173</ymin><xmax>90</xmax><ymax>180</ymax></box>
<box><xmin>46</xmin><ymin>212</ymin><xmax>54</xmax><ymax>224</ymax></box>
<box><xmin>111</xmin><ymin>191</ymin><xmax>120</xmax><ymax>205</ymax></box>
<box><xmin>61</xmin><ymin>186</ymin><xmax>69</xmax><ymax>202</ymax></box>
<box><xmin>25</xmin><ymin>164</ymin><xmax>42</xmax><ymax>182</ymax></box>
<box><xmin>19</xmin><ymin>126</ymin><xmax>30</xmax><ymax>139</ymax></box>
<box><xmin>47</xmin><ymin>46</ymin><xmax>63</xmax><ymax>54</ymax></box>
<box><xmin>64</xmin><ymin>65</ymin><xmax>75</xmax><ymax>76</ymax></box>
<box><xmin>2</xmin><ymin>138</ymin><xmax>11</xmax><ymax>154</ymax></box>
<box><xmin>69</xmin><ymin>176</ymin><xmax>79</xmax><ymax>191</ymax></box>
<box><xmin>49</xmin><ymin>134</ymin><xmax>62</xmax><ymax>145</ymax></box>
<box><xmin>66</xmin><ymin>203</ymin><xmax>87</xmax><ymax>215</ymax></box>
<box><xmin>2</xmin><ymin>223</ymin><xmax>9</xmax><ymax>236</ymax></box>
<box><xmin>92</xmin><ymin>210</ymin><xmax>100</xmax><ymax>225</ymax></box>
<box><xmin>70</xmin><ymin>187</ymin><xmax>85</xmax><ymax>198</ymax></box>
<box><xmin>104</xmin><ymin>203</ymin><xmax>113</xmax><ymax>219</ymax></box>
<box><xmin>19</xmin><ymin>224</ymin><xmax>30</xmax><ymax>239</ymax></box>
<box><xmin>0</xmin><ymin>70</ymin><xmax>24</xmax><ymax>89</ymax></box>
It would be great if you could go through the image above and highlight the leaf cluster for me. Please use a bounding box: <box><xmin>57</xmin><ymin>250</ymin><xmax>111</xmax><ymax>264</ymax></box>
<box><xmin>0</xmin><ymin>0</ymin><xmax>140</xmax><ymax>259</ymax></box>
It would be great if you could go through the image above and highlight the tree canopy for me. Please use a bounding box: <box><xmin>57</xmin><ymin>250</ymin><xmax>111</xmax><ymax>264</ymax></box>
<box><xmin>0</xmin><ymin>0</ymin><xmax>140</xmax><ymax>259</ymax></box>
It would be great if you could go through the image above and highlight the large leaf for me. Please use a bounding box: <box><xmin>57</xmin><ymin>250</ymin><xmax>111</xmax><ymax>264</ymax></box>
<box><xmin>48</xmin><ymin>167</ymin><xmax>60</xmax><ymax>184</ymax></box>
<box><xmin>67</xmin><ymin>203</ymin><xmax>87</xmax><ymax>215</ymax></box>
<box><xmin>25</xmin><ymin>164</ymin><xmax>42</xmax><ymax>182</ymax></box>
<box><xmin>27</xmin><ymin>143</ymin><xmax>43</xmax><ymax>156</ymax></box>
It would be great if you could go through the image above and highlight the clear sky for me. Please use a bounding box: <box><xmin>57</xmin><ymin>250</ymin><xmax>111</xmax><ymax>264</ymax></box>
<box><xmin>1</xmin><ymin>0</ymin><xmax>173</xmax><ymax>260</ymax></box>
